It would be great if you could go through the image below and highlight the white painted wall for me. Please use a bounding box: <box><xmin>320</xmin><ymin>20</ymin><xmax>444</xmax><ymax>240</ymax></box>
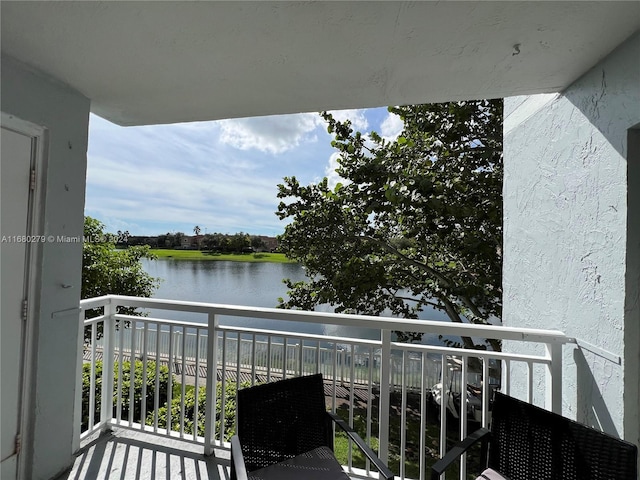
<box><xmin>1</xmin><ymin>55</ymin><xmax>90</xmax><ymax>480</ymax></box>
<box><xmin>503</xmin><ymin>31</ymin><xmax>640</xmax><ymax>449</ymax></box>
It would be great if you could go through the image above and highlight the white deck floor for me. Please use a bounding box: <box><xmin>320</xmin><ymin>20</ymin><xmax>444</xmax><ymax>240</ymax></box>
<box><xmin>57</xmin><ymin>427</ymin><xmax>371</xmax><ymax>480</ymax></box>
<box><xmin>57</xmin><ymin>429</ymin><xmax>231</xmax><ymax>480</ymax></box>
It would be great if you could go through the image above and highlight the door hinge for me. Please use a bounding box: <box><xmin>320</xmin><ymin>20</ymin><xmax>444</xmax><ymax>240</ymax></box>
<box><xmin>22</xmin><ymin>299</ymin><xmax>28</xmax><ymax>322</ymax></box>
<box><xmin>15</xmin><ymin>434</ymin><xmax>21</xmax><ymax>456</ymax></box>
<box><xmin>30</xmin><ymin>168</ymin><xmax>36</xmax><ymax>190</ymax></box>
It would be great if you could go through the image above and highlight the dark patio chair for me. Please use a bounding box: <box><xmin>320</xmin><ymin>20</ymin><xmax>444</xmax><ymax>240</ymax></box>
<box><xmin>431</xmin><ymin>391</ymin><xmax>638</xmax><ymax>480</ymax></box>
<box><xmin>230</xmin><ymin>373</ymin><xmax>394</xmax><ymax>480</ymax></box>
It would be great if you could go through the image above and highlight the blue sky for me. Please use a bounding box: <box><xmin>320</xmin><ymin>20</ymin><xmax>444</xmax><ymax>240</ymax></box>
<box><xmin>85</xmin><ymin>107</ymin><xmax>403</xmax><ymax>237</ymax></box>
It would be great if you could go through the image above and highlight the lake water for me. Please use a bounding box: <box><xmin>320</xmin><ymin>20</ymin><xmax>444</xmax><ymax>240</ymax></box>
<box><xmin>142</xmin><ymin>259</ymin><xmax>452</xmax><ymax>344</ymax></box>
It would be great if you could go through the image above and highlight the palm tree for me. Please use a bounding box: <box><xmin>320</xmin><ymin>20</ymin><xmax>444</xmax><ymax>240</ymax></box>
<box><xmin>193</xmin><ymin>225</ymin><xmax>202</xmax><ymax>250</ymax></box>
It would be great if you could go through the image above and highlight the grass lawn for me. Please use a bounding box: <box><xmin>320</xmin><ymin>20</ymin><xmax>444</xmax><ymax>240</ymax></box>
<box><xmin>149</xmin><ymin>249</ymin><xmax>296</xmax><ymax>263</ymax></box>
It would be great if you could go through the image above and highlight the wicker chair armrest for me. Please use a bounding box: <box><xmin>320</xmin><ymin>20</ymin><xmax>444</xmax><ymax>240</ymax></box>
<box><xmin>430</xmin><ymin>428</ymin><xmax>491</xmax><ymax>480</ymax></box>
<box><xmin>328</xmin><ymin>412</ymin><xmax>395</xmax><ymax>480</ymax></box>
<box><xmin>230</xmin><ymin>435</ymin><xmax>249</xmax><ymax>480</ymax></box>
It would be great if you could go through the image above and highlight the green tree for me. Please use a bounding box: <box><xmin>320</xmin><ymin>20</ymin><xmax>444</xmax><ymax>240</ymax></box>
<box><xmin>276</xmin><ymin>101</ymin><xmax>502</xmax><ymax>349</ymax></box>
<box><xmin>157</xmin><ymin>232</ymin><xmax>171</xmax><ymax>248</ymax></box>
<box><xmin>250</xmin><ymin>235</ymin><xmax>266</xmax><ymax>250</ymax></box>
<box><xmin>173</xmin><ymin>231</ymin><xmax>185</xmax><ymax>248</ymax></box>
<box><xmin>82</xmin><ymin>216</ymin><xmax>159</xmax><ymax>340</ymax></box>
<box><xmin>229</xmin><ymin>232</ymin><xmax>250</xmax><ymax>253</ymax></box>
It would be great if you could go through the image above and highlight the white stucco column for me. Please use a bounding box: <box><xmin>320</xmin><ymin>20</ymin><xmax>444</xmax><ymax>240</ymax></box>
<box><xmin>1</xmin><ymin>55</ymin><xmax>90</xmax><ymax>480</ymax></box>
<box><xmin>502</xmin><ymin>31</ymin><xmax>640</xmax><ymax>450</ymax></box>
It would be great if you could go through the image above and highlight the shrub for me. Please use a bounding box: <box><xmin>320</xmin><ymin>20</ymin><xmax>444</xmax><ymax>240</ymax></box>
<box><xmin>114</xmin><ymin>360</ymin><xmax>170</xmax><ymax>423</ymax></box>
<box><xmin>82</xmin><ymin>359</ymin><xmax>169</xmax><ymax>430</ymax></box>
<box><xmin>81</xmin><ymin>361</ymin><xmax>103</xmax><ymax>430</ymax></box>
<box><xmin>148</xmin><ymin>381</ymin><xmax>242</xmax><ymax>441</ymax></box>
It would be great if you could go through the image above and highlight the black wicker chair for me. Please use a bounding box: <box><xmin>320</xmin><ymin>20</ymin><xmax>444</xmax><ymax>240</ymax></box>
<box><xmin>230</xmin><ymin>374</ymin><xmax>394</xmax><ymax>480</ymax></box>
<box><xmin>431</xmin><ymin>391</ymin><xmax>638</xmax><ymax>480</ymax></box>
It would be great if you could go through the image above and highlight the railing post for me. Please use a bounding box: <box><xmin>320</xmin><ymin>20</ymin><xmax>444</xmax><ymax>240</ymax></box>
<box><xmin>73</xmin><ymin>306</ymin><xmax>85</xmax><ymax>453</ymax></box>
<box><xmin>378</xmin><ymin>329</ymin><xmax>391</xmax><ymax>465</ymax></box>
<box><xmin>204</xmin><ymin>312</ymin><xmax>218</xmax><ymax>455</ymax></box>
<box><xmin>545</xmin><ymin>342</ymin><xmax>563</xmax><ymax>413</ymax></box>
<box><xmin>101</xmin><ymin>300</ymin><xmax>116</xmax><ymax>430</ymax></box>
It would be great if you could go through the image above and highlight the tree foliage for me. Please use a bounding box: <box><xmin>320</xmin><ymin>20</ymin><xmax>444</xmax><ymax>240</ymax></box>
<box><xmin>82</xmin><ymin>216</ymin><xmax>159</xmax><ymax>340</ymax></box>
<box><xmin>199</xmin><ymin>232</ymin><xmax>265</xmax><ymax>253</ymax></box>
<box><xmin>276</xmin><ymin>101</ymin><xmax>502</xmax><ymax>349</ymax></box>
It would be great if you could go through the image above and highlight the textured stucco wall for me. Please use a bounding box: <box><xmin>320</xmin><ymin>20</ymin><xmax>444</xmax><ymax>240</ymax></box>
<box><xmin>1</xmin><ymin>55</ymin><xmax>90</xmax><ymax>479</ymax></box>
<box><xmin>503</xmin><ymin>31</ymin><xmax>640</xmax><ymax>445</ymax></box>
<box><xmin>625</xmin><ymin>127</ymin><xmax>640</xmax><ymax>449</ymax></box>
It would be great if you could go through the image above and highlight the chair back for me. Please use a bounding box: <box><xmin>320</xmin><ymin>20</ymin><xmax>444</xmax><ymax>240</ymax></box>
<box><xmin>488</xmin><ymin>392</ymin><xmax>638</xmax><ymax>480</ymax></box>
<box><xmin>236</xmin><ymin>374</ymin><xmax>333</xmax><ymax>472</ymax></box>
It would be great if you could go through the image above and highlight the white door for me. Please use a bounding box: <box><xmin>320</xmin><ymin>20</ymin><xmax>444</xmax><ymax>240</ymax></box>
<box><xmin>1</xmin><ymin>126</ymin><xmax>33</xmax><ymax>479</ymax></box>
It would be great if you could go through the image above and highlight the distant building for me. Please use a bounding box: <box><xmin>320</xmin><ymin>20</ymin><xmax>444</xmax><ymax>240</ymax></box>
<box><xmin>259</xmin><ymin>236</ymin><xmax>279</xmax><ymax>252</ymax></box>
<box><xmin>180</xmin><ymin>235</ymin><xmax>199</xmax><ymax>250</ymax></box>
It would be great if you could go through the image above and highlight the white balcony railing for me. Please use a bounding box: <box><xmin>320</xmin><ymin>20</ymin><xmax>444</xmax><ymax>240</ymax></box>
<box><xmin>75</xmin><ymin>295</ymin><xmax>572</xmax><ymax>480</ymax></box>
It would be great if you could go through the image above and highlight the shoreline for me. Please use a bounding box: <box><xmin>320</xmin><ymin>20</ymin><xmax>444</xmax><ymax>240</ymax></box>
<box><xmin>148</xmin><ymin>249</ymin><xmax>296</xmax><ymax>264</ymax></box>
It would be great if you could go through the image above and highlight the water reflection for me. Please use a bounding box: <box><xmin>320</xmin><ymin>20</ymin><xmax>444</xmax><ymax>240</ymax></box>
<box><xmin>141</xmin><ymin>259</ymin><xmax>454</xmax><ymax>344</ymax></box>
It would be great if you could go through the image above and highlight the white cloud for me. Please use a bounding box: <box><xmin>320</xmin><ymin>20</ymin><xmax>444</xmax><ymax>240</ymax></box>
<box><xmin>380</xmin><ymin>112</ymin><xmax>404</xmax><ymax>142</ymax></box>
<box><xmin>327</xmin><ymin>109</ymin><xmax>368</xmax><ymax>132</ymax></box>
<box><xmin>85</xmin><ymin>107</ymin><xmax>392</xmax><ymax>236</ymax></box>
<box><xmin>218</xmin><ymin>113</ymin><xmax>322</xmax><ymax>154</ymax></box>
<box><xmin>85</xmin><ymin>120</ymin><xmax>287</xmax><ymax>236</ymax></box>
<box><xmin>325</xmin><ymin>152</ymin><xmax>347</xmax><ymax>190</ymax></box>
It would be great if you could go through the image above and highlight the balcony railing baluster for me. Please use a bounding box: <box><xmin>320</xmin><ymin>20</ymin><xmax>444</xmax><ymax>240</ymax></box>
<box><xmin>250</xmin><ymin>333</ymin><xmax>256</xmax><ymax>385</ymax></box>
<box><xmin>204</xmin><ymin>312</ymin><xmax>217</xmax><ymax>455</ymax></box>
<box><xmin>459</xmin><ymin>356</ymin><xmax>468</xmax><ymax>480</ymax></box>
<box><xmin>220</xmin><ymin>330</ymin><xmax>227</xmax><ymax>443</ymax></box>
<box><xmin>141</xmin><ymin>322</ymin><xmax>148</xmax><ymax>431</ymax></box>
<box><xmin>400</xmin><ymin>350</ymin><xmax>408</xmax><ymax>480</ymax></box>
<box><xmin>154</xmin><ymin>324</ymin><xmax>161</xmax><ymax>433</ymax></box>
<box><xmin>482</xmin><ymin>358</ymin><xmax>490</xmax><ymax>429</ymax></box>
<box><xmin>419</xmin><ymin>351</ymin><xmax>428</xmax><ymax>480</ymax></box>
<box><xmin>193</xmin><ymin>328</ymin><xmax>202</xmax><ymax>442</ymax></box>
<box><xmin>235</xmin><ymin>333</ymin><xmax>241</xmax><ymax>395</ymax></box>
<box><xmin>166</xmin><ymin>325</ymin><xmax>174</xmax><ymax>436</ymax></box>
<box><xmin>77</xmin><ymin>295</ymin><xmax>571</xmax><ymax>480</ymax></box>
<box><xmin>439</xmin><ymin>353</ymin><xmax>448</xmax><ymax>470</ymax></box>
<box><xmin>89</xmin><ymin>321</ymin><xmax>97</xmax><ymax>432</ymax></box>
<box><xmin>179</xmin><ymin>326</ymin><xmax>187</xmax><ymax>438</ymax></box>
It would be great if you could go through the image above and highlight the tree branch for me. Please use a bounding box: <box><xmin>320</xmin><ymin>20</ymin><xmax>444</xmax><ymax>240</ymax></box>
<box><xmin>358</xmin><ymin>235</ymin><xmax>454</xmax><ymax>288</ymax></box>
<box><xmin>394</xmin><ymin>295</ymin><xmax>443</xmax><ymax>311</ymax></box>
<box><xmin>439</xmin><ymin>296</ymin><xmax>477</xmax><ymax>350</ymax></box>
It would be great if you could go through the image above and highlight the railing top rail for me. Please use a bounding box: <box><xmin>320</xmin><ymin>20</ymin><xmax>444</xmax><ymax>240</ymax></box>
<box><xmin>391</xmin><ymin>341</ymin><xmax>552</xmax><ymax>363</ymax></box>
<box><xmin>111</xmin><ymin>314</ymin><xmax>208</xmax><ymax>330</ymax></box>
<box><xmin>80</xmin><ymin>295</ymin><xmax>112</xmax><ymax>310</ymax></box>
<box><xmin>102</xmin><ymin>314</ymin><xmax>381</xmax><ymax>346</ymax></box>
<box><xmin>81</xmin><ymin>295</ymin><xmax>571</xmax><ymax>344</ymax></box>
<box><xmin>218</xmin><ymin>324</ymin><xmax>382</xmax><ymax>346</ymax></box>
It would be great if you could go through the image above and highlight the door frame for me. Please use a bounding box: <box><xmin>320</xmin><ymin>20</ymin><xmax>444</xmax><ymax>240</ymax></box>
<box><xmin>1</xmin><ymin>112</ymin><xmax>48</xmax><ymax>480</ymax></box>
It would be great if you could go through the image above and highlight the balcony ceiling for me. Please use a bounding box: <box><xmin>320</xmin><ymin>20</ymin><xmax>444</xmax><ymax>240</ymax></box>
<box><xmin>1</xmin><ymin>1</ymin><xmax>639</xmax><ymax>126</ymax></box>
